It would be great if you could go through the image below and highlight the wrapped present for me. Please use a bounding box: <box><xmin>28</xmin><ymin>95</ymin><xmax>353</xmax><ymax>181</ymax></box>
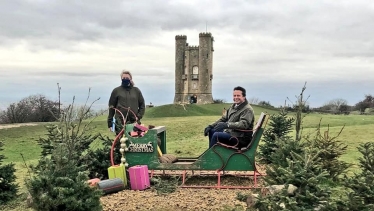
<box><xmin>108</xmin><ymin>163</ymin><xmax>127</xmax><ymax>187</ymax></box>
<box><xmin>87</xmin><ymin>178</ymin><xmax>101</xmax><ymax>187</ymax></box>
<box><xmin>128</xmin><ymin>165</ymin><xmax>150</xmax><ymax>190</ymax></box>
<box><xmin>98</xmin><ymin>178</ymin><xmax>124</xmax><ymax>194</ymax></box>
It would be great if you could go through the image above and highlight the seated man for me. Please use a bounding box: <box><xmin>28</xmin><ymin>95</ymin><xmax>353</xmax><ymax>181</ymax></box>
<box><xmin>204</xmin><ymin>86</ymin><xmax>255</xmax><ymax>148</ymax></box>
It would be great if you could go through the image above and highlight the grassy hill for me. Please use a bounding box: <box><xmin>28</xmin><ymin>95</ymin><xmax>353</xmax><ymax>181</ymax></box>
<box><xmin>1</xmin><ymin>103</ymin><xmax>374</xmax><ymax>210</ymax></box>
<box><xmin>2</xmin><ymin>103</ymin><xmax>374</xmax><ymax>182</ymax></box>
<box><xmin>95</xmin><ymin>103</ymin><xmax>280</xmax><ymax>121</ymax></box>
<box><xmin>143</xmin><ymin>103</ymin><xmax>279</xmax><ymax>118</ymax></box>
<box><xmin>86</xmin><ymin>103</ymin><xmax>374</xmax><ymax>167</ymax></box>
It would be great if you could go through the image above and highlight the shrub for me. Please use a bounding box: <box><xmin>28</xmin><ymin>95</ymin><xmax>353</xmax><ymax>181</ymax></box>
<box><xmin>0</xmin><ymin>141</ymin><xmax>18</xmax><ymax>204</ymax></box>
<box><xmin>0</xmin><ymin>94</ymin><xmax>59</xmax><ymax>124</ymax></box>
<box><xmin>258</xmin><ymin>101</ymin><xmax>274</xmax><ymax>108</ymax></box>
<box><xmin>213</xmin><ymin>99</ymin><xmax>226</xmax><ymax>104</ymax></box>
<box><xmin>255</xmin><ymin>83</ymin><xmax>334</xmax><ymax>210</ymax></box>
<box><xmin>335</xmin><ymin>142</ymin><xmax>374</xmax><ymax>210</ymax></box>
<box><xmin>26</xmin><ymin>94</ymin><xmax>103</xmax><ymax>210</ymax></box>
<box><xmin>84</xmin><ymin>135</ymin><xmax>122</xmax><ymax>180</ymax></box>
<box><xmin>256</xmin><ymin>148</ymin><xmax>332</xmax><ymax>210</ymax></box>
<box><xmin>258</xmin><ymin>108</ymin><xmax>294</xmax><ymax>164</ymax></box>
<box><xmin>27</xmin><ymin>145</ymin><xmax>102</xmax><ymax>211</ymax></box>
<box><xmin>306</xmin><ymin>123</ymin><xmax>352</xmax><ymax>181</ymax></box>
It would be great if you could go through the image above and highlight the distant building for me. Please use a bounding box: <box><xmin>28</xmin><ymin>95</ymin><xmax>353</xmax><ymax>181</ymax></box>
<box><xmin>173</xmin><ymin>32</ymin><xmax>214</xmax><ymax>104</ymax></box>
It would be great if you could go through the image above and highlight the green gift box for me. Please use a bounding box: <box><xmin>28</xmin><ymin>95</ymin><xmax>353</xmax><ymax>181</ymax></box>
<box><xmin>108</xmin><ymin>163</ymin><xmax>127</xmax><ymax>187</ymax></box>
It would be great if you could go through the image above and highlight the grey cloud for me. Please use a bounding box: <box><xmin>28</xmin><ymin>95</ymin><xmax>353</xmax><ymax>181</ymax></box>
<box><xmin>17</xmin><ymin>69</ymin><xmax>170</xmax><ymax>78</ymax></box>
<box><xmin>1</xmin><ymin>0</ymin><xmax>374</xmax><ymax>108</ymax></box>
<box><xmin>2</xmin><ymin>0</ymin><xmax>374</xmax><ymax>59</ymax></box>
<box><xmin>1</xmin><ymin>1</ymin><xmax>203</xmax><ymax>40</ymax></box>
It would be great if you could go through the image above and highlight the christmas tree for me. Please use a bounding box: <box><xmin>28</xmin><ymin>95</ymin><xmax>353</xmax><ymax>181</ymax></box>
<box><xmin>26</xmin><ymin>94</ymin><xmax>103</xmax><ymax>210</ymax></box>
<box><xmin>258</xmin><ymin>108</ymin><xmax>295</xmax><ymax>164</ymax></box>
<box><xmin>28</xmin><ymin>144</ymin><xmax>102</xmax><ymax>211</ymax></box>
<box><xmin>336</xmin><ymin>142</ymin><xmax>374</xmax><ymax>210</ymax></box>
<box><xmin>0</xmin><ymin>141</ymin><xmax>18</xmax><ymax>204</ymax></box>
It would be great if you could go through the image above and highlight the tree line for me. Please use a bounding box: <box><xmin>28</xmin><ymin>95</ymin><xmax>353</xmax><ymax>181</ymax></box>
<box><xmin>0</xmin><ymin>95</ymin><xmax>60</xmax><ymax>124</ymax></box>
<box><xmin>250</xmin><ymin>95</ymin><xmax>374</xmax><ymax>115</ymax></box>
<box><xmin>0</xmin><ymin>94</ymin><xmax>101</xmax><ymax>124</ymax></box>
<box><xmin>1</xmin><ymin>94</ymin><xmax>373</xmax><ymax>124</ymax></box>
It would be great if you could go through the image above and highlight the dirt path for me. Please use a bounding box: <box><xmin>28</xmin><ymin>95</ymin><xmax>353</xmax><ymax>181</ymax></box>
<box><xmin>0</xmin><ymin>123</ymin><xmax>38</xmax><ymax>130</ymax></box>
<box><xmin>100</xmin><ymin>188</ymin><xmax>249</xmax><ymax>211</ymax></box>
<box><xmin>100</xmin><ymin>173</ymin><xmax>261</xmax><ymax>211</ymax></box>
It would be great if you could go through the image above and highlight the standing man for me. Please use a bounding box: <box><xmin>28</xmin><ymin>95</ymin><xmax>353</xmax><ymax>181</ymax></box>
<box><xmin>108</xmin><ymin>70</ymin><xmax>145</xmax><ymax>132</ymax></box>
<box><xmin>204</xmin><ymin>86</ymin><xmax>254</xmax><ymax>148</ymax></box>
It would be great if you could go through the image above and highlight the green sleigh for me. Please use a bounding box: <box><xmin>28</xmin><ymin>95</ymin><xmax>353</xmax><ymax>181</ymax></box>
<box><xmin>112</xmin><ymin>108</ymin><xmax>268</xmax><ymax>188</ymax></box>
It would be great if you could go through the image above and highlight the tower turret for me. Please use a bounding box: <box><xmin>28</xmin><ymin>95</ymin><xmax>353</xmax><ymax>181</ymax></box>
<box><xmin>198</xmin><ymin>32</ymin><xmax>214</xmax><ymax>103</ymax></box>
<box><xmin>174</xmin><ymin>35</ymin><xmax>187</xmax><ymax>103</ymax></box>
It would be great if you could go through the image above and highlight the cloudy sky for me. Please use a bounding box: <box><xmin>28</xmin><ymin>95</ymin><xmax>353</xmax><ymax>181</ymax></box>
<box><xmin>1</xmin><ymin>0</ymin><xmax>373</xmax><ymax>110</ymax></box>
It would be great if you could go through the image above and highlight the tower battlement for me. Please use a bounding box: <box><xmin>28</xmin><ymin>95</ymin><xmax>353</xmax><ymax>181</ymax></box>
<box><xmin>199</xmin><ymin>32</ymin><xmax>212</xmax><ymax>37</ymax></box>
<box><xmin>175</xmin><ymin>35</ymin><xmax>187</xmax><ymax>40</ymax></box>
<box><xmin>188</xmin><ymin>45</ymin><xmax>199</xmax><ymax>50</ymax></box>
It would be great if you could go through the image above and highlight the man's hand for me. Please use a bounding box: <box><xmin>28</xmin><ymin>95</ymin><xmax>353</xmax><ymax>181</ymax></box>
<box><xmin>214</xmin><ymin>122</ymin><xmax>229</xmax><ymax>132</ymax></box>
<box><xmin>108</xmin><ymin>127</ymin><xmax>113</xmax><ymax>132</ymax></box>
<box><xmin>204</xmin><ymin>125</ymin><xmax>212</xmax><ymax>136</ymax></box>
<box><xmin>135</xmin><ymin>114</ymin><xmax>142</xmax><ymax>125</ymax></box>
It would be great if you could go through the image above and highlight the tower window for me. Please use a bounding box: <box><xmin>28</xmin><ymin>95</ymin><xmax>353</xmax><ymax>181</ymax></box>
<box><xmin>192</xmin><ymin>66</ymin><xmax>199</xmax><ymax>74</ymax></box>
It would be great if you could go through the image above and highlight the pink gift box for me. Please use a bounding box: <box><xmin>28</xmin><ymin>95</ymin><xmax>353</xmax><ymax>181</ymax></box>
<box><xmin>128</xmin><ymin>165</ymin><xmax>150</xmax><ymax>190</ymax></box>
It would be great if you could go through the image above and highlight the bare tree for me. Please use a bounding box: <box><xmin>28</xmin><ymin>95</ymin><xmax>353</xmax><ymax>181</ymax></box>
<box><xmin>329</xmin><ymin>98</ymin><xmax>347</xmax><ymax>108</ymax></box>
<box><xmin>0</xmin><ymin>95</ymin><xmax>59</xmax><ymax>123</ymax></box>
<box><xmin>247</xmin><ymin>97</ymin><xmax>260</xmax><ymax>105</ymax></box>
<box><xmin>57</xmin><ymin>83</ymin><xmax>61</xmax><ymax>118</ymax></box>
<box><xmin>287</xmin><ymin>82</ymin><xmax>310</xmax><ymax>142</ymax></box>
<box><xmin>324</xmin><ymin>98</ymin><xmax>348</xmax><ymax>113</ymax></box>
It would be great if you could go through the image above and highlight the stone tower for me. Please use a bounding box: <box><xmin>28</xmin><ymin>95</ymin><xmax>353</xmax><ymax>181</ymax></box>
<box><xmin>174</xmin><ymin>32</ymin><xmax>214</xmax><ymax>104</ymax></box>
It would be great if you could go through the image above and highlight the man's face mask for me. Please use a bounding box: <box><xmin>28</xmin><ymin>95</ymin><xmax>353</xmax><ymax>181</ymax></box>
<box><xmin>121</xmin><ymin>78</ymin><xmax>131</xmax><ymax>87</ymax></box>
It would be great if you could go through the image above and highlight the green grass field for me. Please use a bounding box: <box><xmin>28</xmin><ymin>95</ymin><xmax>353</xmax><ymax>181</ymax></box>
<box><xmin>0</xmin><ymin>103</ymin><xmax>373</xmax><ymax>210</ymax></box>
